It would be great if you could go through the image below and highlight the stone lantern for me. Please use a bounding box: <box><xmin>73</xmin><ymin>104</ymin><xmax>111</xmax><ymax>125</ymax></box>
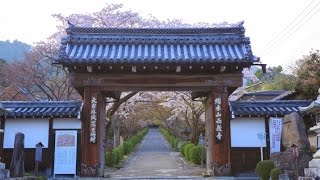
<box><xmin>299</xmin><ymin>88</ymin><xmax>320</xmax><ymax>177</ymax></box>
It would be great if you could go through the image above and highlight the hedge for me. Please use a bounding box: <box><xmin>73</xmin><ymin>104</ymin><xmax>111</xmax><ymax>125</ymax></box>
<box><xmin>105</xmin><ymin>152</ymin><xmax>113</xmax><ymax>166</ymax></box>
<box><xmin>105</xmin><ymin>128</ymin><xmax>148</xmax><ymax>167</ymax></box>
<box><xmin>189</xmin><ymin>145</ymin><xmax>202</xmax><ymax>164</ymax></box>
<box><xmin>180</xmin><ymin>141</ymin><xmax>191</xmax><ymax>157</ymax></box>
<box><xmin>183</xmin><ymin>143</ymin><xmax>195</xmax><ymax>160</ymax></box>
<box><xmin>160</xmin><ymin>127</ymin><xmax>180</xmax><ymax>150</ymax></box>
<box><xmin>123</xmin><ymin>141</ymin><xmax>133</xmax><ymax>155</ymax></box>
<box><xmin>160</xmin><ymin>128</ymin><xmax>203</xmax><ymax>165</ymax></box>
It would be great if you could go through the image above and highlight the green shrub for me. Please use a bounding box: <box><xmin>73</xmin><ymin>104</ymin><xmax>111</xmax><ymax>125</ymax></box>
<box><xmin>106</xmin><ymin>128</ymin><xmax>148</xmax><ymax>167</ymax></box>
<box><xmin>270</xmin><ymin>168</ymin><xmax>280</xmax><ymax>180</ymax></box>
<box><xmin>127</xmin><ymin>128</ymin><xmax>148</xmax><ymax>149</ymax></box>
<box><xmin>112</xmin><ymin>149</ymin><xmax>120</xmax><ymax>165</ymax></box>
<box><xmin>180</xmin><ymin>141</ymin><xmax>191</xmax><ymax>157</ymax></box>
<box><xmin>177</xmin><ymin>141</ymin><xmax>185</xmax><ymax>151</ymax></box>
<box><xmin>170</xmin><ymin>136</ymin><xmax>175</xmax><ymax>148</ymax></box>
<box><xmin>173</xmin><ymin>138</ymin><xmax>179</xmax><ymax>149</ymax></box>
<box><xmin>183</xmin><ymin>143</ymin><xmax>195</xmax><ymax>160</ymax></box>
<box><xmin>124</xmin><ymin>141</ymin><xmax>133</xmax><ymax>155</ymax></box>
<box><xmin>105</xmin><ymin>152</ymin><xmax>113</xmax><ymax>166</ymax></box>
<box><xmin>189</xmin><ymin>145</ymin><xmax>202</xmax><ymax>164</ymax></box>
<box><xmin>255</xmin><ymin>160</ymin><xmax>275</xmax><ymax>180</ymax></box>
<box><xmin>117</xmin><ymin>145</ymin><xmax>124</xmax><ymax>160</ymax></box>
<box><xmin>36</xmin><ymin>176</ymin><xmax>47</xmax><ymax>180</ymax></box>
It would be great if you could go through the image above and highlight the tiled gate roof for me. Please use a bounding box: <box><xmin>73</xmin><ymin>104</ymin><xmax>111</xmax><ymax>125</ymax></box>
<box><xmin>57</xmin><ymin>23</ymin><xmax>259</xmax><ymax>65</ymax></box>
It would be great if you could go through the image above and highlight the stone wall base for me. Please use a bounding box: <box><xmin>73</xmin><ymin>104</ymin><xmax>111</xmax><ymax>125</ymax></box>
<box><xmin>298</xmin><ymin>177</ymin><xmax>315</xmax><ymax>180</ymax></box>
<box><xmin>0</xmin><ymin>169</ymin><xmax>10</xmax><ymax>179</ymax></box>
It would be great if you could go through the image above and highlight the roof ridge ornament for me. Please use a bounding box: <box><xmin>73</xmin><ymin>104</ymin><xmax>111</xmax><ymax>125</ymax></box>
<box><xmin>67</xmin><ymin>20</ymin><xmax>75</xmax><ymax>28</ymax></box>
<box><xmin>66</xmin><ymin>20</ymin><xmax>75</xmax><ymax>34</ymax></box>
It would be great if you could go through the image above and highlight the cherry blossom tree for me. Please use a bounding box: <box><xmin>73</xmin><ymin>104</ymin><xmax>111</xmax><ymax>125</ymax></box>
<box><xmin>1</xmin><ymin>3</ymin><xmax>207</xmax><ymax>147</ymax></box>
<box><xmin>1</xmin><ymin>39</ymin><xmax>79</xmax><ymax>101</ymax></box>
<box><xmin>161</xmin><ymin>92</ymin><xmax>205</xmax><ymax>144</ymax></box>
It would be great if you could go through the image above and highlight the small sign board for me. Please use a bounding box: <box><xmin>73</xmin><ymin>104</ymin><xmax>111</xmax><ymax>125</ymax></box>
<box><xmin>54</xmin><ymin>130</ymin><xmax>77</xmax><ymax>177</ymax></box>
<box><xmin>257</xmin><ymin>132</ymin><xmax>266</xmax><ymax>141</ymax></box>
<box><xmin>35</xmin><ymin>142</ymin><xmax>44</xmax><ymax>162</ymax></box>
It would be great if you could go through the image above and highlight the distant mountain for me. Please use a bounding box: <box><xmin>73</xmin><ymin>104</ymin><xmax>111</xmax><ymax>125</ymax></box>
<box><xmin>0</xmin><ymin>40</ymin><xmax>31</xmax><ymax>62</ymax></box>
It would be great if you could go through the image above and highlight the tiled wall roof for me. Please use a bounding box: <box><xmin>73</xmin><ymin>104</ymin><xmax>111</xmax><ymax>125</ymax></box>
<box><xmin>230</xmin><ymin>100</ymin><xmax>313</xmax><ymax>116</ymax></box>
<box><xmin>0</xmin><ymin>101</ymin><xmax>82</xmax><ymax>118</ymax></box>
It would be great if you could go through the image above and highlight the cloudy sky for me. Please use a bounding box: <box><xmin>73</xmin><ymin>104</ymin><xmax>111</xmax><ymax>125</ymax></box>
<box><xmin>1</xmin><ymin>0</ymin><xmax>320</xmax><ymax>68</ymax></box>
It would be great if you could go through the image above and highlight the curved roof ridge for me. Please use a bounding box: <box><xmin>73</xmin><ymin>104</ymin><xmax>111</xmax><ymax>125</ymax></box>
<box><xmin>66</xmin><ymin>22</ymin><xmax>245</xmax><ymax>35</ymax></box>
<box><xmin>57</xmin><ymin>22</ymin><xmax>259</xmax><ymax>67</ymax></box>
<box><xmin>230</xmin><ymin>99</ymin><xmax>313</xmax><ymax>116</ymax></box>
<box><xmin>231</xmin><ymin>100</ymin><xmax>312</xmax><ymax>103</ymax></box>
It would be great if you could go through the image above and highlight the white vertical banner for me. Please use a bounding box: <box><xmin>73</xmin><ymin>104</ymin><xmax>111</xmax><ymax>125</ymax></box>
<box><xmin>269</xmin><ymin>118</ymin><xmax>283</xmax><ymax>154</ymax></box>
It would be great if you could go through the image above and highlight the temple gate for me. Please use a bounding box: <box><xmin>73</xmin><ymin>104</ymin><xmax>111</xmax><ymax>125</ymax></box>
<box><xmin>56</xmin><ymin>22</ymin><xmax>261</xmax><ymax>176</ymax></box>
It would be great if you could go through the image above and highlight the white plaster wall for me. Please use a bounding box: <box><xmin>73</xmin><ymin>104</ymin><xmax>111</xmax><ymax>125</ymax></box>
<box><xmin>53</xmin><ymin>118</ymin><xmax>81</xmax><ymax>129</ymax></box>
<box><xmin>231</xmin><ymin>117</ymin><xmax>266</xmax><ymax>147</ymax></box>
<box><xmin>4</xmin><ymin>118</ymin><xmax>49</xmax><ymax>148</ymax></box>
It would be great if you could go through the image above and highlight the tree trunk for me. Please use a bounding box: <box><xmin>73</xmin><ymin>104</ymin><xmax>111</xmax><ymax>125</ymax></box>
<box><xmin>113</xmin><ymin>117</ymin><xmax>120</xmax><ymax>147</ymax></box>
<box><xmin>10</xmin><ymin>132</ymin><xmax>24</xmax><ymax>177</ymax></box>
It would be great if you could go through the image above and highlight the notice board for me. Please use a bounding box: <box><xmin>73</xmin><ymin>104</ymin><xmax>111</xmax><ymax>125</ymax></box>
<box><xmin>54</xmin><ymin>130</ymin><xmax>77</xmax><ymax>177</ymax></box>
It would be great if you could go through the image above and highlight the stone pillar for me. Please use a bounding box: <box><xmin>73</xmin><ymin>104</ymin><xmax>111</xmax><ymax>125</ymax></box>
<box><xmin>10</xmin><ymin>132</ymin><xmax>24</xmax><ymax>177</ymax></box>
<box><xmin>80</xmin><ymin>86</ymin><xmax>103</xmax><ymax>176</ymax></box>
<box><xmin>207</xmin><ymin>87</ymin><xmax>231</xmax><ymax>176</ymax></box>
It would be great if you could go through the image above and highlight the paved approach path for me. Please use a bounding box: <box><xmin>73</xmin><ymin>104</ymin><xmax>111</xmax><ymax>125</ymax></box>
<box><xmin>108</xmin><ymin>128</ymin><xmax>205</xmax><ymax>178</ymax></box>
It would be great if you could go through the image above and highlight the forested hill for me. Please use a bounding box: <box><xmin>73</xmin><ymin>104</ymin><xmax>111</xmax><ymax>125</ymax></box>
<box><xmin>0</xmin><ymin>40</ymin><xmax>31</xmax><ymax>62</ymax></box>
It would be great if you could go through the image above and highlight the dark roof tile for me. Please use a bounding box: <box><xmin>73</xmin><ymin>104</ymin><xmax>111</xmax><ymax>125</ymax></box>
<box><xmin>0</xmin><ymin>101</ymin><xmax>82</xmax><ymax>118</ymax></box>
<box><xmin>230</xmin><ymin>100</ymin><xmax>313</xmax><ymax>116</ymax></box>
<box><xmin>57</xmin><ymin>24</ymin><xmax>258</xmax><ymax>65</ymax></box>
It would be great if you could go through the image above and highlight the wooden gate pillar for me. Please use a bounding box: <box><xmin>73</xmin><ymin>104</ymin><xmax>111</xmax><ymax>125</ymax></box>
<box><xmin>205</xmin><ymin>86</ymin><xmax>231</xmax><ymax>176</ymax></box>
<box><xmin>80</xmin><ymin>86</ymin><xmax>104</xmax><ymax>176</ymax></box>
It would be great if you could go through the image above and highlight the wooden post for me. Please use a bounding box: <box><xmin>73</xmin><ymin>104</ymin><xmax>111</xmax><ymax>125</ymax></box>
<box><xmin>206</xmin><ymin>87</ymin><xmax>231</xmax><ymax>176</ymax></box>
<box><xmin>0</xmin><ymin>117</ymin><xmax>4</xmax><ymax>160</ymax></box>
<box><xmin>205</xmin><ymin>95</ymin><xmax>214</xmax><ymax>176</ymax></box>
<box><xmin>80</xmin><ymin>86</ymin><xmax>101</xmax><ymax>176</ymax></box>
<box><xmin>35</xmin><ymin>162</ymin><xmax>39</xmax><ymax>176</ymax></box>
<box><xmin>98</xmin><ymin>94</ymin><xmax>106</xmax><ymax>176</ymax></box>
<box><xmin>47</xmin><ymin>117</ymin><xmax>54</xmax><ymax>176</ymax></box>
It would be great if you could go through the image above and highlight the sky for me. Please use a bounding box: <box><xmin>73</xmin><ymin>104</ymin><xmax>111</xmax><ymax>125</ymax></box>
<box><xmin>1</xmin><ymin>0</ymin><xmax>320</xmax><ymax>68</ymax></box>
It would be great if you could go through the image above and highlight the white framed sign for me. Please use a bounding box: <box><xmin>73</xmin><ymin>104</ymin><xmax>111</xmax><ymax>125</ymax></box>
<box><xmin>54</xmin><ymin>130</ymin><xmax>77</xmax><ymax>177</ymax></box>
